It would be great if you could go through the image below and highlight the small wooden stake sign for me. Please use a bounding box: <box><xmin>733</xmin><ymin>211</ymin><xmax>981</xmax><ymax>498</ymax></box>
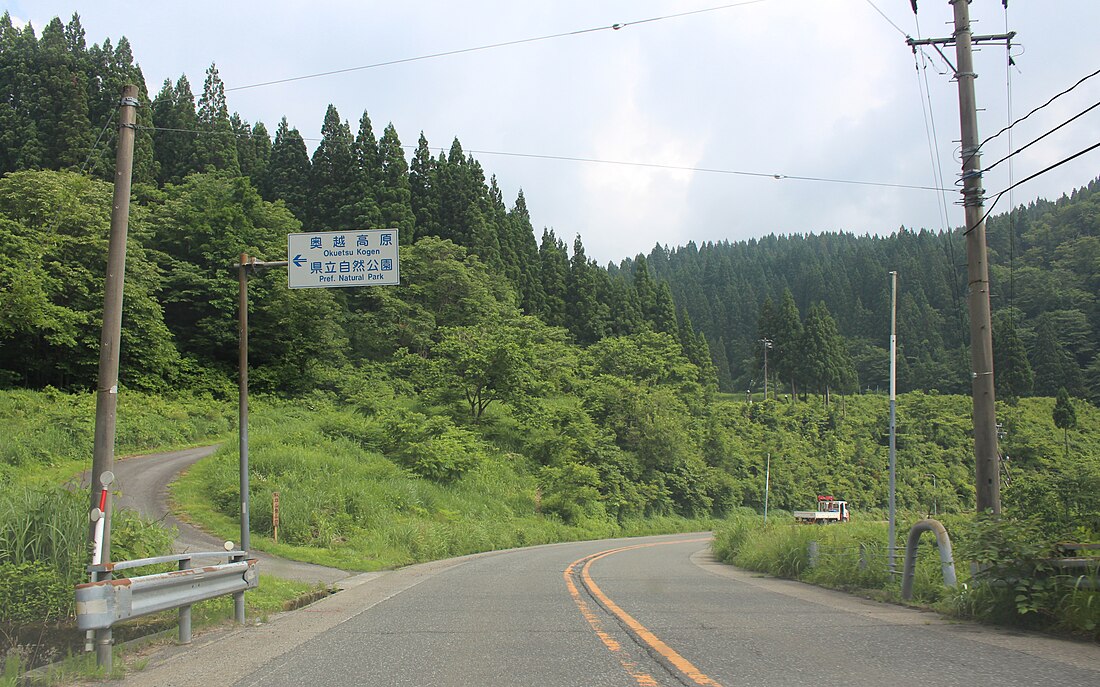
<box><xmin>272</xmin><ymin>491</ymin><xmax>280</xmax><ymax>544</ymax></box>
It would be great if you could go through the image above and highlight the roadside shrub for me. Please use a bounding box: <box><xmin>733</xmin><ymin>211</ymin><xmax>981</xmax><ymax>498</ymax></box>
<box><xmin>951</xmin><ymin>514</ymin><xmax>1061</xmax><ymax>626</ymax></box>
<box><xmin>0</xmin><ymin>561</ymin><xmax>71</xmax><ymax>623</ymax></box>
<box><xmin>539</xmin><ymin>462</ymin><xmax>605</xmax><ymax>524</ymax></box>
<box><xmin>0</xmin><ymin>484</ymin><xmax>176</xmax><ymax>623</ymax></box>
<box><xmin>711</xmin><ymin>512</ymin><xmax>760</xmax><ymax>561</ymax></box>
<box><xmin>398</xmin><ymin>425</ymin><xmax>484</xmax><ymax>482</ymax></box>
<box><xmin>112</xmin><ymin>508</ymin><xmax>175</xmax><ymax>562</ymax></box>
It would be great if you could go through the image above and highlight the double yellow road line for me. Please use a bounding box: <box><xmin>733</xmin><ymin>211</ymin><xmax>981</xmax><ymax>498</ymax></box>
<box><xmin>564</xmin><ymin>538</ymin><xmax>723</xmax><ymax>687</ymax></box>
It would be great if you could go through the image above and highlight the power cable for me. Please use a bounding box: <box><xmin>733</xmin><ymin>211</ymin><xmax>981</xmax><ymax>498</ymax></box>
<box><xmin>863</xmin><ymin>0</ymin><xmax>908</xmax><ymax>38</ymax></box>
<box><xmin>423</xmin><ymin>145</ymin><xmax>951</xmax><ymax>191</ymax></box>
<box><xmin>966</xmin><ymin>65</ymin><xmax>1100</xmax><ymax>165</ymax></box>
<box><xmin>225</xmin><ymin>0</ymin><xmax>772</xmax><ymax>93</ymax></box>
<box><xmin>134</xmin><ymin>124</ymin><xmax>950</xmax><ymax>192</ymax></box>
<box><xmin>913</xmin><ymin>30</ymin><xmax>950</xmax><ymax>231</ymax></box>
<box><xmin>965</xmin><ymin>140</ymin><xmax>1100</xmax><ymax>235</ymax></box>
<box><xmin>80</xmin><ymin>109</ymin><xmax>118</xmax><ymax>176</ymax></box>
<box><xmin>907</xmin><ymin>6</ymin><xmax>959</xmax><ymax>338</ymax></box>
<box><xmin>981</xmin><ymin>99</ymin><xmax>1100</xmax><ymax>174</ymax></box>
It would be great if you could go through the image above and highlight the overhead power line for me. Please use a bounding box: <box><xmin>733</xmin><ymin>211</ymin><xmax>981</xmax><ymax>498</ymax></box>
<box><xmin>966</xmin><ymin>139</ymin><xmax>1100</xmax><ymax>235</ymax></box>
<box><xmin>982</xmin><ymin>98</ymin><xmax>1100</xmax><ymax>174</ymax></box>
<box><xmin>969</xmin><ymin>65</ymin><xmax>1100</xmax><ymax>164</ymax></box>
<box><xmin>425</xmin><ymin>146</ymin><xmax>950</xmax><ymax>192</ymax></box>
<box><xmin>226</xmin><ymin>0</ymin><xmax>771</xmax><ymax>92</ymax></box>
<box><xmin>134</xmin><ymin>124</ymin><xmax>949</xmax><ymax>192</ymax></box>
<box><xmin>863</xmin><ymin>0</ymin><xmax>908</xmax><ymax>38</ymax></box>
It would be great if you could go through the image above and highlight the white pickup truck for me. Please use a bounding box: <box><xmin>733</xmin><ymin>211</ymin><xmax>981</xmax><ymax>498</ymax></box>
<box><xmin>793</xmin><ymin>496</ymin><xmax>850</xmax><ymax>524</ymax></box>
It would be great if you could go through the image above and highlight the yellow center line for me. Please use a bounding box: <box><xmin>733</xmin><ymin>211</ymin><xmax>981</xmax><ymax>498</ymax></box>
<box><xmin>564</xmin><ymin>556</ymin><xmax>659</xmax><ymax>686</ymax></box>
<box><xmin>566</xmin><ymin>537</ymin><xmax>724</xmax><ymax>687</ymax></box>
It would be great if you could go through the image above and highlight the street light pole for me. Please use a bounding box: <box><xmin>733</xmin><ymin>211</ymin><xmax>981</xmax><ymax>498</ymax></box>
<box><xmin>764</xmin><ymin>452</ymin><xmax>771</xmax><ymax>525</ymax></box>
<box><xmin>760</xmin><ymin>338</ymin><xmax>773</xmax><ymax>401</ymax></box>
<box><xmin>888</xmin><ymin>270</ymin><xmax>897</xmax><ymax>572</ymax></box>
<box><xmin>926</xmin><ymin>474</ymin><xmax>938</xmax><ymax>516</ymax></box>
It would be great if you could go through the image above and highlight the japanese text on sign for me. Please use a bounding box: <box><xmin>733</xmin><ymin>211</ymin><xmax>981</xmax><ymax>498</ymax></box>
<box><xmin>287</xmin><ymin>229</ymin><xmax>399</xmax><ymax>288</ymax></box>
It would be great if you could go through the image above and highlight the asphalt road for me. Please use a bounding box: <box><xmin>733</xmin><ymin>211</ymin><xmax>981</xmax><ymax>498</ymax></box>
<box><xmin>82</xmin><ymin>446</ymin><xmax>349</xmax><ymax>585</ymax></box>
<box><xmin>113</xmin><ymin>533</ymin><xmax>1100</xmax><ymax>687</ymax></box>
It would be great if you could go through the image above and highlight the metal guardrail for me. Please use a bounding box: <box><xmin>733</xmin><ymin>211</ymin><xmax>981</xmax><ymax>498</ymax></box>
<box><xmin>1042</xmin><ymin>542</ymin><xmax>1099</xmax><ymax>590</ymax></box>
<box><xmin>75</xmin><ymin>551</ymin><xmax>258</xmax><ymax>671</ymax></box>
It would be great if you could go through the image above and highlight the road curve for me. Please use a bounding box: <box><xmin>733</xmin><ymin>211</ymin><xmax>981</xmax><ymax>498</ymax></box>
<box><xmin>113</xmin><ymin>533</ymin><xmax>1100</xmax><ymax>687</ymax></box>
<box><xmin>82</xmin><ymin>446</ymin><xmax>349</xmax><ymax>585</ymax></box>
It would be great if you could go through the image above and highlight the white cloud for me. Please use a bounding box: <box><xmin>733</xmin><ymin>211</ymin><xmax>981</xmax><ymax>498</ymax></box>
<box><xmin>576</xmin><ymin>42</ymin><xmax>707</xmax><ymax>260</ymax></box>
<box><xmin>8</xmin><ymin>0</ymin><xmax>1100</xmax><ymax>264</ymax></box>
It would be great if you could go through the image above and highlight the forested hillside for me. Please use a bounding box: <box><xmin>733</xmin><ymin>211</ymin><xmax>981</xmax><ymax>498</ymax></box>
<box><xmin>0</xmin><ymin>14</ymin><xmax>1098</xmax><ymax>552</ymax></box>
<box><xmin>2</xmin><ymin>12</ymin><xmax>1096</xmax><ymax>408</ymax></box>
<box><xmin>641</xmin><ymin>182</ymin><xmax>1100</xmax><ymax>402</ymax></box>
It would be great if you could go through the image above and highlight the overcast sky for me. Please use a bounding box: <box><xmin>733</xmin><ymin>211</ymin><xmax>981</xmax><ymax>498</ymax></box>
<box><xmin>9</xmin><ymin>1</ymin><xmax>1100</xmax><ymax>265</ymax></box>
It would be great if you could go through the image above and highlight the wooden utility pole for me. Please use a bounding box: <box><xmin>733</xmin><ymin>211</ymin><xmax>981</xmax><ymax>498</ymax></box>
<box><xmin>909</xmin><ymin>2</ymin><xmax>1013</xmax><ymax>514</ymax></box>
<box><xmin>88</xmin><ymin>83</ymin><xmax>138</xmax><ymax>672</ymax></box>
<box><xmin>90</xmin><ymin>84</ymin><xmax>139</xmax><ymax>559</ymax></box>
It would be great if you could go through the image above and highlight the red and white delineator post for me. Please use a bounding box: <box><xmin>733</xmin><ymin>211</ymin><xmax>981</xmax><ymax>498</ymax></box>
<box><xmin>86</xmin><ymin>470</ymin><xmax>114</xmax><ymax>653</ymax></box>
<box><xmin>89</xmin><ymin>471</ymin><xmax>114</xmax><ymax>566</ymax></box>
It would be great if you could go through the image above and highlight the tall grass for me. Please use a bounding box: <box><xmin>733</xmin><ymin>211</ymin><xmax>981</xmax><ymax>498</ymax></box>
<box><xmin>173</xmin><ymin>399</ymin><xmax>716</xmax><ymax>571</ymax></box>
<box><xmin>714</xmin><ymin>513</ymin><xmax>1100</xmax><ymax>639</ymax></box>
<box><xmin>0</xmin><ymin>389</ymin><xmax>233</xmax><ymax>484</ymax></box>
<box><xmin>0</xmin><ymin>486</ymin><xmax>87</xmax><ymax>585</ymax></box>
<box><xmin>714</xmin><ymin>513</ymin><xmax>964</xmax><ymax>603</ymax></box>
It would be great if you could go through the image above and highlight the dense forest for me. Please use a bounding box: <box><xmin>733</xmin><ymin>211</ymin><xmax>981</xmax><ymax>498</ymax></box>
<box><xmin>2</xmin><ymin>12</ymin><xmax>1096</xmax><ymax>407</ymax></box>
<box><xmin>1</xmin><ymin>14</ymin><xmax>1098</xmax><ymax>529</ymax></box>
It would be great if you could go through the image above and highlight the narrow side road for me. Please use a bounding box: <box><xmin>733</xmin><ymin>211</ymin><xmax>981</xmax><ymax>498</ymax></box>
<box><xmin>110</xmin><ymin>533</ymin><xmax>1100</xmax><ymax>687</ymax></box>
<box><xmin>81</xmin><ymin>446</ymin><xmax>349</xmax><ymax>585</ymax></box>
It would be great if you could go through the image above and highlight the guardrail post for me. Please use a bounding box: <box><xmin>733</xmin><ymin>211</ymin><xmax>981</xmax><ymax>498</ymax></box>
<box><xmin>901</xmin><ymin>518</ymin><xmax>957</xmax><ymax>600</ymax></box>
<box><xmin>95</xmin><ymin>570</ymin><xmax>113</xmax><ymax>673</ymax></box>
<box><xmin>807</xmin><ymin>541</ymin><xmax>819</xmax><ymax>568</ymax></box>
<box><xmin>178</xmin><ymin>555</ymin><xmax>193</xmax><ymax>644</ymax></box>
<box><xmin>232</xmin><ymin>552</ymin><xmax>246</xmax><ymax>624</ymax></box>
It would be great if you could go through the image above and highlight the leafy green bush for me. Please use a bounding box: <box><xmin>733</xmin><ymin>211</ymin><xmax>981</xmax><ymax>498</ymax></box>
<box><xmin>539</xmin><ymin>462</ymin><xmax>605</xmax><ymax>524</ymax></box>
<box><xmin>0</xmin><ymin>561</ymin><xmax>71</xmax><ymax>623</ymax></box>
<box><xmin>398</xmin><ymin>424</ymin><xmax>485</xmax><ymax>482</ymax></box>
<box><xmin>112</xmin><ymin>509</ymin><xmax>176</xmax><ymax>562</ymax></box>
<box><xmin>951</xmin><ymin>515</ymin><xmax>1064</xmax><ymax>626</ymax></box>
<box><xmin>0</xmin><ymin>484</ymin><xmax>175</xmax><ymax>624</ymax></box>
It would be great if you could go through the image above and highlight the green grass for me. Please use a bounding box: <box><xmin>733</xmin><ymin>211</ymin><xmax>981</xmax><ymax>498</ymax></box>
<box><xmin>714</xmin><ymin>512</ymin><xmax>978</xmax><ymax>602</ymax></box>
<box><xmin>713</xmin><ymin>513</ymin><xmax>1100</xmax><ymax>639</ymax></box>
<box><xmin>172</xmin><ymin>399</ymin><xmax>718</xmax><ymax>571</ymax></box>
<box><xmin>0</xmin><ymin>388</ymin><xmax>235</xmax><ymax>487</ymax></box>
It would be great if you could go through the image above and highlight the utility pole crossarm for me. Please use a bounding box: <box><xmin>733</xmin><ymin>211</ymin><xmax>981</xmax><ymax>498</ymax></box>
<box><xmin>906</xmin><ymin>31</ymin><xmax>1015</xmax><ymax>47</ymax></box>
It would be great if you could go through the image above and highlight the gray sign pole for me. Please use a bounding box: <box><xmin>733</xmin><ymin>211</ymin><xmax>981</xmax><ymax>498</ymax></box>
<box><xmin>237</xmin><ymin>251</ymin><xmax>250</xmax><ymax>547</ymax></box>
<box><xmin>237</xmin><ymin>252</ymin><xmax>250</xmax><ymax>624</ymax></box>
<box><xmin>234</xmin><ymin>255</ymin><xmax>288</xmax><ymax>623</ymax></box>
<box><xmin>233</xmin><ymin>231</ymin><xmax>394</xmax><ymax>620</ymax></box>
